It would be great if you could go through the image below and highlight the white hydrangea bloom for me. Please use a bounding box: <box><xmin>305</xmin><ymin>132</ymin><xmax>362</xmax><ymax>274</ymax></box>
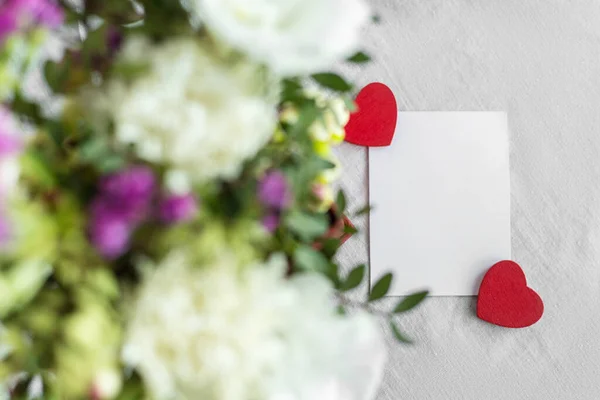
<box><xmin>94</xmin><ymin>36</ymin><xmax>278</xmax><ymax>185</ymax></box>
<box><xmin>123</xmin><ymin>252</ymin><xmax>385</xmax><ymax>400</ymax></box>
<box><xmin>190</xmin><ymin>0</ymin><xmax>371</xmax><ymax>76</ymax></box>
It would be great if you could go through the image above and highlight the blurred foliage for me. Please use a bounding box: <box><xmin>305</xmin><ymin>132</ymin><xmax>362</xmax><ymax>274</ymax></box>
<box><xmin>0</xmin><ymin>0</ymin><xmax>430</xmax><ymax>397</ymax></box>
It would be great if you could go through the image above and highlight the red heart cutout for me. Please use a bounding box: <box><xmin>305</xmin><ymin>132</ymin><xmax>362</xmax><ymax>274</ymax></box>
<box><xmin>477</xmin><ymin>260</ymin><xmax>544</xmax><ymax>328</ymax></box>
<box><xmin>344</xmin><ymin>82</ymin><xmax>397</xmax><ymax>147</ymax></box>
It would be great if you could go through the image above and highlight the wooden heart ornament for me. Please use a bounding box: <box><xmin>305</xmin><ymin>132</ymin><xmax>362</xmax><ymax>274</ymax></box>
<box><xmin>344</xmin><ymin>82</ymin><xmax>397</xmax><ymax>147</ymax></box>
<box><xmin>477</xmin><ymin>260</ymin><xmax>544</xmax><ymax>328</ymax></box>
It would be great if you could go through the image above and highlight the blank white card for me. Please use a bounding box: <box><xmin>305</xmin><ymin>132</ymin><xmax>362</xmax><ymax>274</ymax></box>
<box><xmin>369</xmin><ymin>112</ymin><xmax>511</xmax><ymax>296</ymax></box>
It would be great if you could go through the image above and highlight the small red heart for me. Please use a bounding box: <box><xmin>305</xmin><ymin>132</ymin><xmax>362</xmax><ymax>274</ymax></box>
<box><xmin>344</xmin><ymin>82</ymin><xmax>397</xmax><ymax>147</ymax></box>
<box><xmin>477</xmin><ymin>260</ymin><xmax>544</xmax><ymax>328</ymax></box>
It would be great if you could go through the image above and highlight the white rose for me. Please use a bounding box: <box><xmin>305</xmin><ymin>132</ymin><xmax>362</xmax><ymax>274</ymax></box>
<box><xmin>123</xmin><ymin>251</ymin><xmax>385</xmax><ymax>400</ymax></box>
<box><xmin>190</xmin><ymin>0</ymin><xmax>371</xmax><ymax>76</ymax></box>
<box><xmin>90</xmin><ymin>36</ymin><xmax>278</xmax><ymax>185</ymax></box>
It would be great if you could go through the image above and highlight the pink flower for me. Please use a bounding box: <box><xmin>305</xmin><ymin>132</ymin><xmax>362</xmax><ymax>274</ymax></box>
<box><xmin>0</xmin><ymin>108</ymin><xmax>22</xmax><ymax>248</ymax></box>
<box><xmin>0</xmin><ymin>133</ymin><xmax>22</xmax><ymax>156</ymax></box>
<box><xmin>0</xmin><ymin>0</ymin><xmax>63</xmax><ymax>42</ymax></box>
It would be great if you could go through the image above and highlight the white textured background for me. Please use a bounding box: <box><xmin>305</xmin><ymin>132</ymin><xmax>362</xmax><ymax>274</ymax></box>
<box><xmin>336</xmin><ymin>1</ymin><xmax>600</xmax><ymax>399</ymax></box>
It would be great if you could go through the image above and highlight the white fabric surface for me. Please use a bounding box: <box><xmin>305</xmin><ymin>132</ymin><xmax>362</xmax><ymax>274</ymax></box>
<box><xmin>335</xmin><ymin>1</ymin><xmax>600</xmax><ymax>399</ymax></box>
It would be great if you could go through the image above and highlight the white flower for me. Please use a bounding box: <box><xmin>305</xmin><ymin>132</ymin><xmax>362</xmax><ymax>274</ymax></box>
<box><xmin>90</xmin><ymin>369</ymin><xmax>122</xmax><ymax>400</ymax></box>
<box><xmin>92</xmin><ymin>36</ymin><xmax>278</xmax><ymax>185</ymax></box>
<box><xmin>123</xmin><ymin>252</ymin><xmax>385</xmax><ymax>400</ymax></box>
<box><xmin>190</xmin><ymin>0</ymin><xmax>371</xmax><ymax>76</ymax></box>
<box><xmin>0</xmin><ymin>157</ymin><xmax>20</xmax><ymax>197</ymax></box>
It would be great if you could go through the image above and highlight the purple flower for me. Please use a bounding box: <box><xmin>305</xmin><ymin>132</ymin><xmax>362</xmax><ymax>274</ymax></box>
<box><xmin>89</xmin><ymin>166</ymin><xmax>156</xmax><ymax>258</ymax></box>
<box><xmin>0</xmin><ymin>0</ymin><xmax>63</xmax><ymax>42</ymax></box>
<box><xmin>88</xmin><ymin>196</ymin><xmax>133</xmax><ymax>225</ymax></box>
<box><xmin>88</xmin><ymin>210</ymin><xmax>131</xmax><ymax>259</ymax></box>
<box><xmin>258</xmin><ymin>171</ymin><xmax>291</xmax><ymax>210</ymax></box>
<box><xmin>99</xmin><ymin>166</ymin><xmax>155</xmax><ymax>223</ymax></box>
<box><xmin>262</xmin><ymin>213</ymin><xmax>280</xmax><ymax>233</ymax></box>
<box><xmin>100</xmin><ymin>166</ymin><xmax>155</xmax><ymax>202</ymax></box>
<box><xmin>0</xmin><ymin>13</ymin><xmax>18</xmax><ymax>42</ymax></box>
<box><xmin>158</xmin><ymin>194</ymin><xmax>198</xmax><ymax>224</ymax></box>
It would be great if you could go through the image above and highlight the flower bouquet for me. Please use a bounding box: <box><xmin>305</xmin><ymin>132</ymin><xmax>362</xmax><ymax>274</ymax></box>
<box><xmin>0</xmin><ymin>1</ymin><xmax>428</xmax><ymax>399</ymax></box>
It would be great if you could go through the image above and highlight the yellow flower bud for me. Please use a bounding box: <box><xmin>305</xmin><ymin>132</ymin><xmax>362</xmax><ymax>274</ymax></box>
<box><xmin>273</xmin><ymin>126</ymin><xmax>286</xmax><ymax>143</ymax></box>
<box><xmin>330</xmin><ymin>128</ymin><xmax>346</xmax><ymax>144</ymax></box>
<box><xmin>312</xmin><ymin>140</ymin><xmax>331</xmax><ymax>157</ymax></box>
<box><xmin>315</xmin><ymin>174</ymin><xmax>329</xmax><ymax>185</ymax></box>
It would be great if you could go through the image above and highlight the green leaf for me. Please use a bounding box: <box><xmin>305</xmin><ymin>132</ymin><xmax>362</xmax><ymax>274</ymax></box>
<box><xmin>289</xmin><ymin>103</ymin><xmax>320</xmax><ymax>138</ymax></box>
<box><xmin>86</xmin><ymin>269</ymin><xmax>120</xmax><ymax>300</ymax></box>
<box><xmin>79</xmin><ymin>136</ymin><xmax>109</xmax><ymax>162</ymax></box>
<box><xmin>340</xmin><ymin>264</ymin><xmax>366</xmax><ymax>292</ymax></box>
<box><xmin>393</xmin><ymin>290</ymin><xmax>429</xmax><ymax>313</ymax></box>
<box><xmin>84</xmin><ymin>0</ymin><xmax>143</xmax><ymax>25</ymax></box>
<box><xmin>321</xmin><ymin>238</ymin><xmax>341</xmax><ymax>258</ymax></box>
<box><xmin>9</xmin><ymin>91</ymin><xmax>45</xmax><ymax>125</ymax></box>
<box><xmin>64</xmin><ymin>7</ymin><xmax>83</xmax><ymax>24</ymax></box>
<box><xmin>81</xmin><ymin>23</ymin><xmax>109</xmax><ymax>61</ymax></box>
<box><xmin>115</xmin><ymin>372</ymin><xmax>146</xmax><ymax>400</ymax></box>
<box><xmin>0</xmin><ymin>259</ymin><xmax>53</xmax><ymax>318</ymax></box>
<box><xmin>44</xmin><ymin>59</ymin><xmax>71</xmax><ymax>93</ymax></box>
<box><xmin>316</xmin><ymin>157</ymin><xmax>336</xmax><ymax>171</ymax></box>
<box><xmin>325</xmin><ymin>262</ymin><xmax>340</xmax><ymax>286</ymax></box>
<box><xmin>20</xmin><ymin>151</ymin><xmax>57</xmax><ymax>189</ymax></box>
<box><xmin>369</xmin><ymin>272</ymin><xmax>393</xmax><ymax>301</ymax></box>
<box><xmin>281</xmin><ymin>78</ymin><xmax>304</xmax><ymax>102</ymax></box>
<box><xmin>343</xmin><ymin>223</ymin><xmax>358</xmax><ymax>235</ymax></box>
<box><xmin>285</xmin><ymin>211</ymin><xmax>329</xmax><ymax>242</ymax></box>
<box><xmin>45</xmin><ymin>121</ymin><xmax>67</xmax><ymax>149</ymax></box>
<box><xmin>335</xmin><ymin>190</ymin><xmax>347</xmax><ymax>213</ymax></box>
<box><xmin>111</xmin><ymin>61</ymin><xmax>151</xmax><ymax>82</ymax></box>
<box><xmin>353</xmin><ymin>205</ymin><xmax>373</xmax><ymax>217</ymax></box>
<box><xmin>97</xmin><ymin>155</ymin><xmax>126</xmax><ymax>173</ymax></box>
<box><xmin>372</xmin><ymin>14</ymin><xmax>381</xmax><ymax>23</ymax></box>
<box><xmin>311</xmin><ymin>73</ymin><xmax>353</xmax><ymax>92</ymax></box>
<box><xmin>343</xmin><ymin>96</ymin><xmax>358</xmax><ymax>113</ymax></box>
<box><xmin>293</xmin><ymin>245</ymin><xmax>329</xmax><ymax>272</ymax></box>
<box><xmin>282</xmin><ymin>79</ymin><xmax>302</xmax><ymax>91</ymax></box>
<box><xmin>347</xmin><ymin>51</ymin><xmax>371</xmax><ymax>63</ymax></box>
<box><xmin>390</xmin><ymin>321</ymin><xmax>413</xmax><ymax>344</ymax></box>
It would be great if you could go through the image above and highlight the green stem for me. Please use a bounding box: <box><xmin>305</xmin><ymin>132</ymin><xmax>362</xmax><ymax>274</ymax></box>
<box><xmin>336</xmin><ymin>293</ymin><xmax>391</xmax><ymax>318</ymax></box>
